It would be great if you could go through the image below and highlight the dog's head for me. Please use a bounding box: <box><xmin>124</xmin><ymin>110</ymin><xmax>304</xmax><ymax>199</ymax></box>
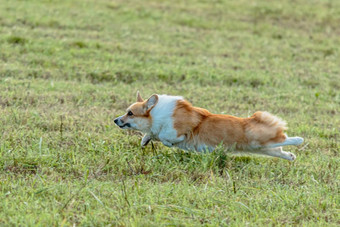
<box><xmin>114</xmin><ymin>91</ymin><xmax>158</xmax><ymax>132</ymax></box>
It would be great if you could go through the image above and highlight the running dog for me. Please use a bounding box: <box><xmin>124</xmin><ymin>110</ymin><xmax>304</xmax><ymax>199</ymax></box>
<box><xmin>114</xmin><ymin>92</ymin><xmax>304</xmax><ymax>161</ymax></box>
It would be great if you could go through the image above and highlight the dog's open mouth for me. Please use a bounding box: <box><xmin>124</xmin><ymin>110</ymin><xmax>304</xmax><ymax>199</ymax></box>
<box><xmin>119</xmin><ymin>123</ymin><xmax>131</xmax><ymax>128</ymax></box>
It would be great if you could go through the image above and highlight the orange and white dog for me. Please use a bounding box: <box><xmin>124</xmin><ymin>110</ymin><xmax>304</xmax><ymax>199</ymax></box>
<box><xmin>114</xmin><ymin>92</ymin><xmax>304</xmax><ymax>161</ymax></box>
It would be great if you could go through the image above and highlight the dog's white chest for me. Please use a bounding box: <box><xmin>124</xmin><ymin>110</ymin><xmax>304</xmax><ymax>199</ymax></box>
<box><xmin>148</xmin><ymin>95</ymin><xmax>185</xmax><ymax>146</ymax></box>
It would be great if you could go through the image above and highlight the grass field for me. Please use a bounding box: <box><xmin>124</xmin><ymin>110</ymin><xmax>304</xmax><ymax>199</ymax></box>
<box><xmin>0</xmin><ymin>0</ymin><xmax>339</xmax><ymax>225</ymax></box>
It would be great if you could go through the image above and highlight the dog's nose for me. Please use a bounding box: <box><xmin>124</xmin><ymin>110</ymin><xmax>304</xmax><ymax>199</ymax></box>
<box><xmin>114</xmin><ymin>118</ymin><xmax>118</xmax><ymax>124</ymax></box>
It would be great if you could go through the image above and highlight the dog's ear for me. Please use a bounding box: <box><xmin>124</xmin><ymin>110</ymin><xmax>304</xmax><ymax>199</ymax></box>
<box><xmin>146</xmin><ymin>94</ymin><xmax>158</xmax><ymax>111</ymax></box>
<box><xmin>136</xmin><ymin>91</ymin><xmax>144</xmax><ymax>102</ymax></box>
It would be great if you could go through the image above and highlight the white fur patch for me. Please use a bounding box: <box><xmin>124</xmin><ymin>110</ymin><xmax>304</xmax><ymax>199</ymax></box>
<box><xmin>266</xmin><ymin>137</ymin><xmax>304</xmax><ymax>148</ymax></box>
<box><xmin>149</xmin><ymin>95</ymin><xmax>184</xmax><ymax>144</ymax></box>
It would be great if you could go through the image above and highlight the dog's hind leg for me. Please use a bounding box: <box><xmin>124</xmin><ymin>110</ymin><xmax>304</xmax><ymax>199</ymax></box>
<box><xmin>247</xmin><ymin>147</ymin><xmax>296</xmax><ymax>161</ymax></box>
<box><xmin>266</xmin><ymin>137</ymin><xmax>304</xmax><ymax>148</ymax></box>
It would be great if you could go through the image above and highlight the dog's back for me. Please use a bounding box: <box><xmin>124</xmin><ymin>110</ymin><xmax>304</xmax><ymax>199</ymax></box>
<box><xmin>172</xmin><ymin>103</ymin><xmax>288</xmax><ymax>150</ymax></box>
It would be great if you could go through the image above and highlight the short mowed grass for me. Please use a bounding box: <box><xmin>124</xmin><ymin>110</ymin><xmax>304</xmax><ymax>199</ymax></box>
<box><xmin>0</xmin><ymin>0</ymin><xmax>339</xmax><ymax>225</ymax></box>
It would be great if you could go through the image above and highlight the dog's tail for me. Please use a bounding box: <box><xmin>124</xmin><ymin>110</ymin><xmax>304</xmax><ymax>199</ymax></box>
<box><xmin>248</xmin><ymin>111</ymin><xmax>287</xmax><ymax>145</ymax></box>
<box><xmin>252</xmin><ymin>111</ymin><xmax>287</xmax><ymax>131</ymax></box>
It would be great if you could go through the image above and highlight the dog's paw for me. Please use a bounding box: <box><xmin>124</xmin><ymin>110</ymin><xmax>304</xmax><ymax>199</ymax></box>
<box><xmin>286</xmin><ymin>152</ymin><xmax>296</xmax><ymax>161</ymax></box>
<box><xmin>161</xmin><ymin>140</ymin><xmax>173</xmax><ymax>147</ymax></box>
<box><xmin>141</xmin><ymin>134</ymin><xmax>152</xmax><ymax>148</ymax></box>
<box><xmin>295</xmin><ymin>137</ymin><xmax>304</xmax><ymax>145</ymax></box>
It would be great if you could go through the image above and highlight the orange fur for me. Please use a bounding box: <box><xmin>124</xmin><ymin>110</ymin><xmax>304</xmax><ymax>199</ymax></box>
<box><xmin>173</xmin><ymin>101</ymin><xmax>287</xmax><ymax>150</ymax></box>
<box><xmin>119</xmin><ymin>100</ymin><xmax>155</xmax><ymax>131</ymax></box>
<box><xmin>120</xmin><ymin>102</ymin><xmax>150</xmax><ymax>122</ymax></box>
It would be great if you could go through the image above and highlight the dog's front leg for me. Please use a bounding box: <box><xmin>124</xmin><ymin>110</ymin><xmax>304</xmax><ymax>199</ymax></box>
<box><xmin>161</xmin><ymin>140</ymin><xmax>173</xmax><ymax>147</ymax></box>
<box><xmin>158</xmin><ymin>132</ymin><xmax>174</xmax><ymax>147</ymax></box>
<box><xmin>141</xmin><ymin>134</ymin><xmax>152</xmax><ymax>148</ymax></box>
<box><xmin>159</xmin><ymin>133</ymin><xmax>185</xmax><ymax>148</ymax></box>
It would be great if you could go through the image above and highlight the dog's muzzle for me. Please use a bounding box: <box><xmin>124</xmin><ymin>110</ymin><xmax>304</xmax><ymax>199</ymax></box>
<box><xmin>114</xmin><ymin>117</ymin><xmax>131</xmax><ymax>129</ymax></box>
<box><xmin>120</xmin><ymin>123</ymin><xmax>131</xmax><ymax>128</ymax></box>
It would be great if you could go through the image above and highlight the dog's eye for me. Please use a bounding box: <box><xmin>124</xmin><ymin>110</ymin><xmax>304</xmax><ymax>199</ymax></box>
<box><xmin>127</xmin><ymin>111</ymin><xmax>133</xmax><ymax>116</ymax></box>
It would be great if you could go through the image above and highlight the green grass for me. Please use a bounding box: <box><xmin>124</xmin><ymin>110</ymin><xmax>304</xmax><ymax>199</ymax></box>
<box><xmin>0</xmin><ymin>0</ymin><xmax>339</xmax><ymax>225</ymax></box>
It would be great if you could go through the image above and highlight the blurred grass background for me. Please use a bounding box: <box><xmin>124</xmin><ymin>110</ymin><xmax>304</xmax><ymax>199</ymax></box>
<box><xmin>0</xmin><ymin>0</ymin><xmax>339</xmax><ymax>225</ymax></box>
